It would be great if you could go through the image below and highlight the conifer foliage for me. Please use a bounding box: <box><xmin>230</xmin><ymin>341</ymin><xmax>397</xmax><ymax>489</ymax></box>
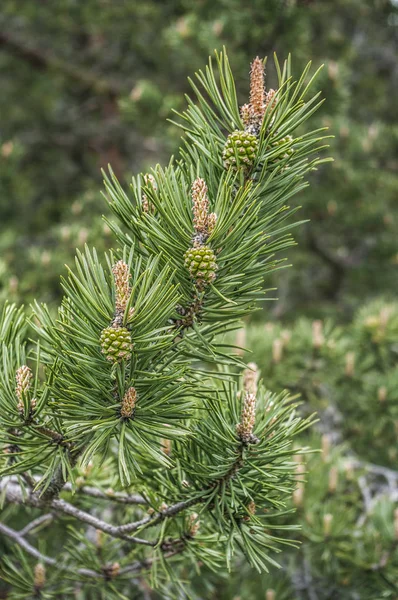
<box><xmin>0</xmin><ymin>51</ymin><xmax>329</xmax><ymax>597</ymax></box>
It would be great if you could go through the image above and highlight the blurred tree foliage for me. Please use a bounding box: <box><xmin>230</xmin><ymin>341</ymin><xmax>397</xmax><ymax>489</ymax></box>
<box><xmin>0</xmin><ymin>0</ymin><xmax>397</xmax><ymax>310</ymax></box>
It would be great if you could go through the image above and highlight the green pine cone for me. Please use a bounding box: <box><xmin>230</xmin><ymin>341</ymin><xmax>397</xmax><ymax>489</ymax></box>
<box><xmin>100</xmin><ymin>326</ymin><xmax>133</xmax><ymax>362</ymax></box>
<box><xmin>269</xmin><ymin>135</ymin><xmax>294</xmax><ymax>161</ymax></box>
<box><xmin>223</xmin><ymin>130</ymin><xmax>258</xmax><ymax>170</ymax></box>
<box><xmin>184</xmin><ymin>245</ymin><xmax>218</xmax><ymax>285</ymax></box>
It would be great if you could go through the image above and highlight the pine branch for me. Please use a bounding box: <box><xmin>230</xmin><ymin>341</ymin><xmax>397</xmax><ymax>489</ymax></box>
<box><xmin>19</xmin><ymin>514</ymin><xmax>54</xmax><ymax>536</ymax></box>
<box><xmin>62</xmin><ymin>482</ymin><xmax>146</xmax><ymax>505</ymax></box>
<box><xmin>0</xmin><ymin>521</ymin><xmax>99</xmax><ymax>578</ymax></box>
<box><xmin>1</xmin><ymin>481</ymin><xmax>155</xmax><ymax>546</ymax></box>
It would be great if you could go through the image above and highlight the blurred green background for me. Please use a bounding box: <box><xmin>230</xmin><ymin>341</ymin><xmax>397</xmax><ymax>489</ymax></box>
<box><xmin>1</xmin><ymin>0</ymin><xmax>397</xmax><ymax>316</ymax></box>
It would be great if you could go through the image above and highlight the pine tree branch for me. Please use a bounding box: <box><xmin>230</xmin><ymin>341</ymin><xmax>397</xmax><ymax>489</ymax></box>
<box><xmin>20</xmin><ymin>513</ymin><xmax>54</xmax><ymax>536</ymax></box>
<box><xmin>62</xmin><ymin>482</ymin><xmax>146</xmax><ymax>505</ymax></box>
<box><xmin>0</xmin><ymin>521</ymin><xmax>99</xmax><ymax>578</ymax></box>
<box><xmin>1</xmin><ymin>481</ymin><xmax>155</xmax><ymax>546</ymax></box>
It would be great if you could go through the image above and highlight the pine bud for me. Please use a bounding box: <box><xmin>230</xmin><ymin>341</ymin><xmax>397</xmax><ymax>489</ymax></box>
<box><xmin>240</xmin><ymin>103</ymin><xmax>256</xmax><ymax>128</ymax></box>
<box><xmin>321</xmin><ymin>434</ymin><xmax>331</xmax><ymax>463</ymax></box>
<box><xmin>207</xmin><ymin>211</ymin><xmax>217</xmax><ymax>235</ymax></box>
<box><xmin>236</xmin><ymin>392</ymin><xmax>258</xmax><ymax>444</ymax></box>
<box><xmin>120</xmin><ymin>387</ymin><xmax>137</xmax><ymax>419</ymax></box>
<box><xmin>112</xmin><ymin>260</ymin><xmax>132</xmax><ymax>315</ymax></box>
<box><xmin>377</xmin><ymin>386</ymin><xmax>387</xmax><ymax>403</ymax></box>
<box><xmin>142</xmin><ymin>173</ymin><xmax>157</xmax><ymax>213</ymax></box>
<box><xmin>188</xmin><ymin>512</ymin><xmax>200</xmax><ymax>536</ymax></box>
<box><xmin>243</xmin><ymin>362</ymin><xmax>259</xmax><ymax>395</ymax></box>
<box><xmin>15</xmin><ymin>365</ymin><xmax>34</xmax><ymax>414</ymax></box>
<box><xmin>293</xmin><ymin>485</ymin><xmax>304</xmax><ymax>508</ymax></box>
<box><xmin>100</xmin><ymin>326</ymin><xmax>133</xmax><ymax>362</ymax></box>
<box><xmin>265</xmin><ymin>89</ymin><xmax>277</xmax><ymax>110</ymax></box>
<box><xmin>223</xmin><ymin>130</ymin><xmax>258</xmax><ymax>170</ymax></box>
<box><xmin>312</xmin><ymin>320</ymin><xmax>324</xmax><ymax>349</ymax></box>
<box><xmin>161</xmin><ymin>438</ymin><xmax>171</xmax><ymax>456</ymax></box>
<box><xmin>323</xmin><ymin>513</ymin><xmax>333</xmax><ymax>537</ymax></box>
<box><xmin>34</xmin><ymin>563</ymin><xmax>46</xmax><ymax>590</ymax></box>
<box><xmin>235</xmin><ymin>328</ymin><xmax>246</xmax><ymax>356</ymax></box>
<box><xmin>266</xmin><ymin>590</ymin><xmax>276</xmax><ymax>600</ymax></box>
<box><xmin>344</xmin><ymin>460</ymin><xmax>355</xmax><ymax>481</ymax></box>
<box><xmin>243</xmin><ymin>500</ymin><xmax>256</xmax><ymax>521</ymax></box>
<box><xmin>96</xmin><ymin>529</ymin><xmax>104</xmax><ymax>548</ymax></box>
<box><xmin>192</xmin><ymin>177</ymin><xmax>209</xmax><ymax>234</ymax></box>
<box><xmin>328</xmin><ymin>466</ymin><xmax>338</xmax><ymax>494</ymax></box>
<box><xmin>249</xmin><ymin>57</ymin><xmax>265</xmax><ymax>118</ymax></box>
<box><xmin>184</xmin><ymin>245</ymin><xmax>218</xmax><ymax>286</ymax></box>
<box><xmin>104</xmin><ymin>562</ymin><xmax>120</xmax><ymax>579</ymax></box>
<box><xmin>272</xmin><ymin>338</ymin><xmax>283</xmax><ymax>363</ymax></box>
<box><xmin>345</xmin><ymin>352</ymin><xmax>355</xmax><ymax>377</ymax></box>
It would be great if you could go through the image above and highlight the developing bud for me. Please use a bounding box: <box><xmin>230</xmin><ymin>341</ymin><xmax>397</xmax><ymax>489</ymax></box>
<box><xmin>323</xmin><ymin>513</ymin><xmax>333</xmax><ymax>537</ymax></box>
<box><xmin>243</xmin><ymin>362</ymin><xmax>259</xmax><ymax>395</ymax></box>
<box><xmin>34</xmin><ymin>563</ymin><xmax>46</xmax><ymax>590</ymax></box>
<box><xmin>249</xmin><ymin>57</ymin><xmax>265</xmax><ymax>118</ymax></box>
<box><xmin>293</xmin><ymin>462</ymin><xmax>306</xmax><ymax>508</ymax></box>
<box><xmin>321</xmin><ymin>434</ymin><xmax>331</xmax><ymax>463</ymax></box>
<box><xmin>236</xmin><ymin>392</ymin><xmax>258</xmax><ymax>444</ymax></box>
<box><xmin>344</xmin><ymin>460</ymin><xmax>355</xmax><ymax>481</ymax></box>
<box><xmin>345</xmin><ymin>352</ymin><xmax>355</xmax><ymax>377</ymax></box>
<box><xmin>188</xmin><ymin>512</ymin><xmax>200</xmax><ymax>537</ymax></box>
<box><xmin>377</xmin><ymin>386</ymin><xmax>387</xmax><ymax>403</ymax></box>
<box><xmin>161</xmin><ymin>438</ymin><xmax>171</xmax><ymax>456</ymax></box>
<box><xmin>112</xmin><ymin>260</ymin><xmax>132</xmax><ymax>315</ymax></box>
<box><xmin>240</xmin><ymin>103</ymin><xmax>256</xmax><ymax>128</ymax></box>
<box><xmin>142</xmin><ymin>173</ymin><xmax>157</xmax><ymax>213</ymax></box>
<box><xmin>265</xmin><ymin>89</ymin><xmax>277</xmax><ymax>110</ymax></box>
<box><xmin>272</xmin><ymin>338</ymin><xmax>283</xmax><ymax>363</ymax></box>
<box><xmin>312</xmin><ymin>320</ymin><xmax>324</xmax><ymax>349</ymax></box>
<box><xmin>15</xmin><ymin>365</ymin><xmax>34</xmax><ymax>414</ymax></box>
<box><xmin>96</xmin><ymin>529</ymin><xmax>104</xmax><ymax>548</ymax></box>
<box><xmin>243</xmin><ymin>500</ymin><xmax>256</xmax><ymax>521</ymax></box>
<box><xmin>293</xmin><ymin>485</ymin><xmax>304</xmax><ymax>508</ymax></box>
<box><xmin>103</xmin><ymin>562</ymin><xmax>120</xmax><ymax>579</ymax></box>
<box><xmin>266</xmin><ymin>590</ymin><xmax>276</xmax><ymax>600</ymax></box>
<box><xmin>192</xmin><ymin>177</ymin><xmax>209</xmax><ymax>234</ymax></box>
<box><xmin>120</xmin><ymin>387</ymin><xmax>137</xmax><ymax>419</ymax></box>
<box><xmin>328</xmin><ymin>466</ymin><xmax>338</xmax><ymax>494</ymax></box>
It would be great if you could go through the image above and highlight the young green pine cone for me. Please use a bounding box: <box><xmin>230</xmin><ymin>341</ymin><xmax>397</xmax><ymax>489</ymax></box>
<box><xmin>269</xmin><ymin>135</ymin><xmax>294</xmax><ymax>161</ymax></box>
<box><xmin>184</xmin><ymin>245</ymin><xmax>218</xmax><ymax>285</ymax></box>
<box><xmin>100</xmin><ymin>326</ymin><xmax>132</xmax><ymax>362</ymax></box>
<box><xmin>223</xmin><ymin>130</ymin><xmax>258</xmax><ymax>170</ymax></box>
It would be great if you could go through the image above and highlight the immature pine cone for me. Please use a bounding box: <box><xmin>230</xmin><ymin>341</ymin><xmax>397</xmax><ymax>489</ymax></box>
<box><xmin>184</xmin><ymin>245</ymin><xmax>218</xmax><ymax>285</ymax></box>
<box><xmin>100</xmin><ymin>326</ymin><xmax>132</xmax><ymax>362</ymax></box>
<box><xmin>269</xmin><ymin>135</ymin><xmax>294</xmax><ymax>161</ymax></box>
<box><xmin>223</xmin><ymin>130</ymin><xmax>258</xmax><ymax>170</ymax></box>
